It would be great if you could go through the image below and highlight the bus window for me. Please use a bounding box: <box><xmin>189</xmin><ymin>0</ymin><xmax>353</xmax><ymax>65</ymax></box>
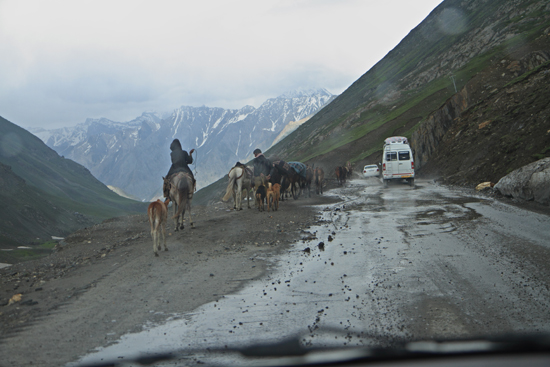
<box><xmin>398</xmin><ymin>151</ymin><xmax>410</xmax><ymax>160</ymax></box>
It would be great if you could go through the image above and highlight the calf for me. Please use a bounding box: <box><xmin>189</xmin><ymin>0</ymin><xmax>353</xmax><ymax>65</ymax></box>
<box><xmin>148</xmin><ymin>198</ymin><xmax>170</xmax><ymax>256</ymax></box>
<box><xmin>271</xmin><ymin>183</ymin><xmax>281</xmax><ymax>211</ymax></box>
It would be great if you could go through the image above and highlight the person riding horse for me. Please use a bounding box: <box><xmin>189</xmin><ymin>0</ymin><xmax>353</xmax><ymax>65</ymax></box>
<box><xmin>253</xmin><ymin>148</ymin><xmax>271</xmax><ymax>188</ymax></box>
<box><xmin>166</xmin><ymin>139</ymin><xmax>195</xmax><ymax>191</ymax></box>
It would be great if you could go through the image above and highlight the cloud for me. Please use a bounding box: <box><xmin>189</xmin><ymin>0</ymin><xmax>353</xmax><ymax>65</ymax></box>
<box><xmin>0</xmin><ymin>0</ymin><xmax>443</xmax><ymax>129</ymax></box>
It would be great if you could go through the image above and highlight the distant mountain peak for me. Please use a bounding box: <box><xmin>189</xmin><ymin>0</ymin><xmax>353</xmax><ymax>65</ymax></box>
<box><xmin>279</xmin><ymin>88</ymin><xmax>332</xmax><ymax>99</ymax></box>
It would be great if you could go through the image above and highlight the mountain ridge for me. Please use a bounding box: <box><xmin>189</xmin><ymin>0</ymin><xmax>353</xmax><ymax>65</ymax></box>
<box><xmin>32</xmin><ymin>88</ymin><xmax>335</xmax><ymax>200</ymax></box>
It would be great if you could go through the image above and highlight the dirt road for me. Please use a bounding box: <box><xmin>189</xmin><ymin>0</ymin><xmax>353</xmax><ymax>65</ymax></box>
<box><xmin>2</xmin><ymin>178</ymin><xmax>550</xmax><ymax>367</ymax></box>
<box><xmin>78</xmin><ymin>178</ymin><xmax>550</xmax><ymax>366</ymax></box>
<box><xmin>0</xmin><ymin>190</ymin><xmax>339</xmax><ymax>366</ymax></box>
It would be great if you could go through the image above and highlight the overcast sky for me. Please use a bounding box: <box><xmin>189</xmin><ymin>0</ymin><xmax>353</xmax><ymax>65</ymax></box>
<box><xmin>0</xmin><ymin>0</ymin><xmax>443</xmax><ymax>130</ymax></box>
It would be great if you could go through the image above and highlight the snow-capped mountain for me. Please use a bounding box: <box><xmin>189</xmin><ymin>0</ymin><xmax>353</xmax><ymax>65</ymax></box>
<box><xmin>31</xmin><ymin>88</ymin><xmax>335</xmax><ymax>200</ymax></box>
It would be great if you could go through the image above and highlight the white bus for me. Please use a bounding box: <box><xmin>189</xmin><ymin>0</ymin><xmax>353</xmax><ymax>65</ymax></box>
<box><xmin>381</xmin><ymin>136</ymin><xmax>415</xmax><ymax>187</ymax></box>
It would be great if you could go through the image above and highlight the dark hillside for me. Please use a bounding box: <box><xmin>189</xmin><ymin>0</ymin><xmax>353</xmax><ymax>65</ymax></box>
<box><xmin>0</xmin><ymin>116</ymin><xmax>146</xmax><ymax>258</ymax></box>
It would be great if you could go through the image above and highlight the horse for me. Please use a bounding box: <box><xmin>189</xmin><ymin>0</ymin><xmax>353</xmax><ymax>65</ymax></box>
<box><xmin>255</xmin><ymin>184</ymin><xmax>267</xmax><ymax>211</ymax></box>
<box><xmin>147</xmin><ymin>198</ymin><xmax>170</xmax><ymax>256</ymax></box>
<box><xmin>163</xmin><ymin>172</ymin><xmax>194</xmax><ymax>231</ymax></box>
<box><xmin>270</xmin><ymin>183</ymin><xmax>281</xmax><ymax>211</ymax></box>
<box><xmin>335</xmin><ymin>166</ymin><xmax>347</xmax><ymax>186</ymax></box>
<box><xmin>268</xmin><ymin>167</ymin><xmax>288</xmax><ymax>202</ymax></box>
<box><xmin>346</xmin><ymin>161</ymin><xmax>353</xmax><ymax>179</ymax></box>
<box><xmin>314</xmin><ymin>167</ymin><xmax>324</xmax><ymax>194</ymax></box>
<box><xmin>271</xmin><ymin>161</ymin><xmax>301</xmax><ymax>200</ymax></box>
<box><xmin>289</xmin><ymin>161</ymin><xmax>308</xmax><ymax>198</ymax></box>
<box><xmin>304</xmin><ymin>165</ymin><xmax>314</xmax><ymax>197</ymax></box>
<box><xmin>222</xmin><ymin>165</ymin><xmax>253</xmax><ymax>210</ymax></box>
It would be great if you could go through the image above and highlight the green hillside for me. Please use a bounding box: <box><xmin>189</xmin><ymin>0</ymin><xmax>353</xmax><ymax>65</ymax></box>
<box><xmin>194</xmin><ymin>0</ymin><xmax>550</xmax><ymax>204</ymax></box>
<box><xmin>0</xmin><ymin>116</ymin><xmax>147</xmax><ymax>260</ymax></box>
<box><xmin>266</xmin><ymin>0</ymin><xmax>550</xmax><ymax>166</ymax></box>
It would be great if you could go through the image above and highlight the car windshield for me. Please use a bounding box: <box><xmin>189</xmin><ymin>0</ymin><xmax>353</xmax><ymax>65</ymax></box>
<box><xmin>1</xmin><ymin>1</ymin><xmax>549</xmax><ymax>367</ymax></box>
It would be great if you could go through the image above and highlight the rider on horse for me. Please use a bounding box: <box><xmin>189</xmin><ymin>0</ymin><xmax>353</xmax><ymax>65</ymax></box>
<box><xmin>166</xmin><ymin>139</ymin><xmax>195</xmax><ymax>191</ymax></box>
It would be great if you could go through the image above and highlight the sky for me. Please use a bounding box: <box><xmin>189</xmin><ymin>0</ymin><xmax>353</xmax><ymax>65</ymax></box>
<box><xmin>0</xmin><ymin>0</ymin><xmax>443</xmax><ymax>130</ymax></box>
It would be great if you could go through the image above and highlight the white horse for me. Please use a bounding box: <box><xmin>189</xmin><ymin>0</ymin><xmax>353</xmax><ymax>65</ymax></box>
<box><xmin>222</xmin><ymin>165</ymin><xmax>254</xmax><ymax>210</ymax></box>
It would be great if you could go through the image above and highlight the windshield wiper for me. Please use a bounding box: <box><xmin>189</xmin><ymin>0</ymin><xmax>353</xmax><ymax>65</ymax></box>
<box><xmin>76</xmin><ymin>331</ymin><xmax>550</xmax><ymax>367</ymax></box>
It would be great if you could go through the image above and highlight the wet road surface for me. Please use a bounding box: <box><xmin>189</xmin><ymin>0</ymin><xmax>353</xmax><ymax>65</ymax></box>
<box><xmin>75</xmin><ymin>178</ymin><xmax>550</xmax><ymax>366</ymax></box>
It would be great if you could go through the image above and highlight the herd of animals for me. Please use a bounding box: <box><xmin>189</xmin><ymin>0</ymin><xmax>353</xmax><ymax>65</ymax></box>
<box><xmin>147</xmin><ymin>160</ymin><xmax>354</xmax><ymax>256</ymax></box>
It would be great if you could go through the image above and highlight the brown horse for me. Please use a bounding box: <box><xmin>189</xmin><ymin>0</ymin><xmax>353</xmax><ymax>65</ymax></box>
<box><xmin>148</xmin><ymin>198</ymin><xmax>170</xmax><ymax>256</ymax></box>
<box><xmin>335</xmin><ymin>166</ymin><xmax>347</xmax><ymax>186</ymax></box>
<box><xmin>271</xmin><ymin>161</ymin><xmax>301</xmax><ymax>200</ymax></box>
<box><xmin>303</xmin><ymin>165</ymin><xmax>314</xmax><ymax>197</ymax></box>
<box><xmin>163</xmin><ymin>172</ymin><xmax>194</xmax><ymax>231</ymax></box>
<box><xmin>314</xmin><ymin>167</ymin><xmax>324</xmax><ymax>194</ymax></box>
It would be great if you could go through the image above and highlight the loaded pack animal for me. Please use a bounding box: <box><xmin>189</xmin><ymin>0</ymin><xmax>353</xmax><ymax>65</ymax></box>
<box><xmin>147</xmin><ymin>198</ymin><xmax>170</xmax><ymax>256</ymax></box>
<box><xmin>335</xmin><ymin>166</ymin><xmax>347</xmax><ymax>186</ymax></box>
<box><xmin>256</xmin><ymin>184</ymin><xmax>267</xmax><ymax>211</ymax></box>
<box><xmin>222</xmin><ymin>163</ymin><xmax>254</xmax><ymax>210</ymax></box>
<box><xmin>314</xmin><ymin>167</ymin><xmax>324</xmax><ymax>194</ymax></box>
<box><xmin>163</xmin><ymin>172</ymin><xmax>194</xmax><ymax>231</ymax></box>
<box><xmin>271</xmin><ymin>160</ymin><xmax>301</xmax><ymax>200</ymax></box>
<box><xmin>289</xmin><ymin>161</ymin><xmax>308</xmax><ymax>198</ymax></box>
<box><xmin>268</xmin><ymin>166</ymin><xmax>289</xmax><ymax>202</ymax></box>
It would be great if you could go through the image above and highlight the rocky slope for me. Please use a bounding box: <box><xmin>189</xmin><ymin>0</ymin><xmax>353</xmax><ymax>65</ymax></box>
<box><xmin>413</xmin><ymin>44</ymin><xmax>550</xmax><ymax>186</ymax></box>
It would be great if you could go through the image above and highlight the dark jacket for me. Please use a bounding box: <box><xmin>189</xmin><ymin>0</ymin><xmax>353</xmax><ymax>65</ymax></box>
<box><xmin>253</xmin><ymin>154</ymin><xmax>271</xmax><ymax>177</ymax></box>
<box><xmin>167</xmin><ymin>139</ymin><xmax>193</xmax><ymax>177</ymax></box>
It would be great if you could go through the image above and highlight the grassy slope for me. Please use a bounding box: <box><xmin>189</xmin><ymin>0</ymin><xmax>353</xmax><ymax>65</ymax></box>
<box><xmin>0</xmin><ymin>116</ymin><xmax>147</xmax><ymax>253</ymax></box>
<box><xmin>193</xmin><ymin>0</ymin><xmax>550</xmax><ymax>204</ymax></box>
<box><xmin>265</xmin><ymin>0</ymin><xmax>548</xmax><ymax>166</ymax></box>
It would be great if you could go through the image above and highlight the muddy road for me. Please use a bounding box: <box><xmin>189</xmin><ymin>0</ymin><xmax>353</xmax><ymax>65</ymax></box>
<box><xmin>2</xmin><ymin>178</ymin><xmax>550</xmax><ymax>366</ymax></box>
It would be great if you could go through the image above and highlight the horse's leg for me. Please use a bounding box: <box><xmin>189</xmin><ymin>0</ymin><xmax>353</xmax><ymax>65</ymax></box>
<box><xmin>236</xmin><ymin>179</ymin><xmax>243</xmax><ymax>210</ymax></box>
<box><xmin>186</xmin><ymin>192</ymin><xmax>194</xmax><ymax>229</ymax></box>
<box><xmin>173</xmin><ymin>202</ymin><xmax>180</xmax><ymax>232</ymax></box>
<box><xmin>153</xmin><ymin>220</ymin><xmax>160</xmax><ymax>256</ymax></box>
<box><xmin>154</xmin><ymin>231</ymin><xmax>159</xmax><ymax>257</ymax></box>
<box><xmin>161</xmin><ymin>222</ymin><xmax>168</xmax><ymax>251</ymax></box>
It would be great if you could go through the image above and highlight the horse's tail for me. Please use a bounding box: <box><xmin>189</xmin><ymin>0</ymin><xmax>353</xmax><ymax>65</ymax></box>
<box><xmin>172</xmin><ymin>194</ymin><xmax>187</xmax><ymax>220</ymax></box>
<box><xmin>222</xmin><ymin>168</ymin><xmax>237</xmax><ymax>202</ymax></box>
<box><xmin>171</xmin><ymin>174</ymin><xmax>192</xmax><ymax>220</ymax></box>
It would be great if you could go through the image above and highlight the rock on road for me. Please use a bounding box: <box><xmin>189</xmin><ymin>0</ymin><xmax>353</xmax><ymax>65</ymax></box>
<box><xmin>75</xmin><ymin>178</ymin><xmax>550</xmax><ymax>366</ymax></box>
